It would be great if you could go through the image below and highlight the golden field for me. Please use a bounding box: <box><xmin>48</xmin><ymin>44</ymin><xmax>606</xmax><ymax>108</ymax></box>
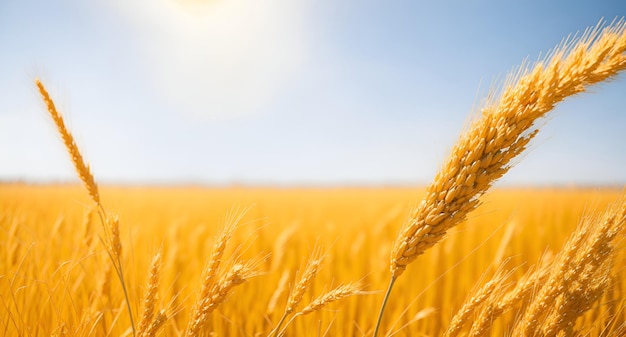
<box><xmin>1</xmin><ymin>184</ymin><xmax>624</xmax><ymax>336</ymax></box>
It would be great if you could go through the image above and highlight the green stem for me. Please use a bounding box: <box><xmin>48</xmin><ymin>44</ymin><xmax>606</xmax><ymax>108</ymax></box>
<box><xmin>373</xmin><ymin>276</ymin><xmax>396</xmax><ymax>337</ymax></box>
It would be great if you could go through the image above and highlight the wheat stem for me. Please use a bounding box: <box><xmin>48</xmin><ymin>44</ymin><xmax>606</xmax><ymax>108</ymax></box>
<box><xmin>373</xmin><ymin>276</ymin><xmax>396</xmax><ymax>337</ymax></box>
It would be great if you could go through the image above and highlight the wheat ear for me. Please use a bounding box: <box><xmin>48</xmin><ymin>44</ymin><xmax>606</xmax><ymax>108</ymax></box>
<box><xmin>373</xmin><ymin>19</ymin><xmax>626</xmax><ymax>337</ymax></box>
<box><xmin>468</xmin><ymin>255</ymin><xmax>552</xmax><ymax>337</ymax></box>
<box><xmin>185</xmin><ymin>217</ymin><xmax>237</xmax><ymax>335</ymax></box>
<box><xmin>35</xmin><ymin>79</ymin><xmax>100</xmax><ymax>206</ymax></box>
<box><xmin>391</xmin><ymin>19</ymin><xmax>626</xmax><ymax>278</ymax></box>
<box><xmin>269</xmin><ymin>248</ymin><xmax>325</xmax><ymax>337</ymax></box>
<box><xmin>514</xmin><ymin>200</ymin><xmax>626</xmax><ymax>336</ymax></box>
<box><xmin>185</xmin><ymin>262</ymin><xmax>257</xmax><ymax>336</ymax></box>
<box><xmin>444</xmin><ymin>269</ymin><xmax>509</xmax><ymax>337</ymax></box>
<box><xmin>137</xmin><ymin>252</ymin><xmax>162</xmax><ymax>337</ymax></box>
<box><xmin>285</xmin><ymin>252</ymin><xmax>324</xmax><ymax>315</ymax></box>
<box><xmin>539</xmin><ymin>261</ymin><xmax>613</xmax><ymax>337</ymax></box>
<box><xmin>296</xmin><ymin>281</ymin><xmax>364</xmax><ymax>316</ymax></box>
<box><xmin>106</xmin><ymin>215</ymin><xmax>122</xmax><ymax>260</ymax></box>
<box><xmin>144</xmin><ymin>310</ymin><xmax>167</xmax><ymax>337</ymax></box>
<box><xmin>269</xmin><ymin>282</ymin><xmax>364</xmax><ymax>337</ymax></box>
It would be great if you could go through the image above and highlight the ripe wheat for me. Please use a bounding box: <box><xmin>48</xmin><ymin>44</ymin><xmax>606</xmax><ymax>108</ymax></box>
<box><xmin>391</xmin><ymin>19</ymin><xmax>626</xmax><ymax>278</ymax></box>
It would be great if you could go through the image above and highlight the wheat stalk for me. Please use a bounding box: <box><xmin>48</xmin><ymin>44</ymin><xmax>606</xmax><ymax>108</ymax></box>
<box><xmin>269</xmin><ymin>247</ymin><xmax>325</xmax><ymax>337</ymax></box>
<box><xmin>373</xmin><ymin>19</ymin><xmax>626</xmax><ymax>337</ymax></box>
<box><xmin>35</xmin><ymin>79</ymin><xmax>136</xmax><ymax>334</ymax></box>
<box><xmin>185</xmin><ymin>217</ymin><xmax>237</xmax><ymax>336</ymax></box>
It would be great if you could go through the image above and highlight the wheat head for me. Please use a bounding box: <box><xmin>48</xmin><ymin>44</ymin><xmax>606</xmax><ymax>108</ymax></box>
<box><xmin>296</xmin><ymin>282</ymin><xmax>364</xmax><ymax>316</ymax></box>
<box><xmin>185</xmin><ymin>218</ymin><xmax>236</xmax><ymax>335</ymax></box>
<box><xmin>185</xmin><ymin>262</ymin><xmax>256</xmax><ymax>336</ymax></box>
<box><xmin>285</xmin><ymin>249</ymin><xmax>324</xmax><ymax>315</ymax></box>
<box><xmin>468</xmin><ymin>256</ymin><xmax>552</xmax><ymax>337</ymax></box>
<box><xmin>35</xmin><ymin>79</ymin><xmax>100</xmax><ymax>206</ymax></box>
<box><xmin>444</xmin><ymin>269</ymin><xmax>509</xmax><ymax>337</ymax></box>
<box><xmin>514</xmin><ymin>200</ymin><xmax>626</xmax><ymax>336</ymax></box>
<box><xmin>137</xmin><ymin>252</ymin><xmax>163</xmax><ymax>337</ymax></box>
<box><xmin>390</xmin><ymin>19</ymin><xmax>626</xmax><ymax>278</ymax></box>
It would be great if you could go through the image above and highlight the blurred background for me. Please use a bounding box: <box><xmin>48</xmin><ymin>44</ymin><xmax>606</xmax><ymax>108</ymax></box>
<box><xmin>1</xmin><ymin>0</ymin><xmax>625</xmax><ymax>186</ymax></box>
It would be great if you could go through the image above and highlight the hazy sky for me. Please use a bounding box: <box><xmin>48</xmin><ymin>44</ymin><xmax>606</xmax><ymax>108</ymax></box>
<box><xmin>1</xmin><ymin>0</ymin><xmax>625</xmax><ymax>186</ymax></box>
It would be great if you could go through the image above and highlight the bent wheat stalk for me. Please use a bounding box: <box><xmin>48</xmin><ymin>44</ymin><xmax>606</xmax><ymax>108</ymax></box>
<box><xmin>374</xmin><ymin>19</ymin><xmax>626</xmax><ymax>337</ymax></box>
<box><xmin>36</xmin><ymin>79</ymin><xmax>136</xmax><ymax>335</ymax></box>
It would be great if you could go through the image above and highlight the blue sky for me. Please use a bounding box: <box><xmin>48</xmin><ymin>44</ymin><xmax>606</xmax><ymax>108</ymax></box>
<box><xmin>1</xmin><ymin>0</ymin><xmax>625</xmax><ymax>186</ymax></box>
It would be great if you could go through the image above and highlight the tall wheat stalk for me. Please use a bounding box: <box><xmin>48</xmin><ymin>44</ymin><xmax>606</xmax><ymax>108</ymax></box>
<box><xmin>35</xmin><ymin>79</ymin><xmax>136</xmax><ymax>335</ymax></box>
<box><xmin>374</xmin><ymin>19</ymin><xmax>626</xmax><ymax>336</ymax></box>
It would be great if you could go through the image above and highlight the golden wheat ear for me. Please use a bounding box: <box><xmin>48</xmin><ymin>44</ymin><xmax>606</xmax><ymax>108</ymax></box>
<box><xmin>137</xmin><ymin>252</ymin><xmax>163</xmax><ymax>337</ymax></box>
<box><xmin>185</xmin><ymin>208</ymin><xmax>259</xmax><ymax>337</ymax></box>
<box><xmin>185</xmin><ymin>261</ymin><xmax>259</xmax><ymax>337</ymax></box>
<box><xmin>390</xmin><ymin>19</ymin><xmax>626</xmax><ymax>279</ymax></box>
<box><xmin>444</xmin><ymin>268</ymin><xmax>510</xmax><ymax>337</ymax></box>
<box><xmin>513</xmin><ymin>200</ymin><xmax>626</xmax><ymax>337</ymax></box>
<box><xmin>268</xmin><ymin>246</ymin><xmax>325</xmax><ymax>337</ymax></box>
<box><xmin>374</xmin><ymin>19</ymin><xmax>626</xmax><ymax>337</ymax></box>
<box><xmin>296</xmin><ymin>281</ymin><xmax>365</xmax><ymax>316</ymax></box>
<box><xmin>35</xmin><ymin>79</ymin><xmax>100</xmax><ymax>206</ymax></box>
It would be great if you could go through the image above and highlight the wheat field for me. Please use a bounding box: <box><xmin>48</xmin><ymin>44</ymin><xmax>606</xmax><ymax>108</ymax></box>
<box><xmin>1</xmin><ymin>185</ymin><xmax>624</xmax><ymax>336</ymax></box>
<box><xmin>1</xmin><ymin>19</ymin><xmax>626</xmax><ymax>337</ymax></box>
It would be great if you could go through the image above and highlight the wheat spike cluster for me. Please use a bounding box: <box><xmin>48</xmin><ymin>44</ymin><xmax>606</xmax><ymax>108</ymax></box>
<box><xmin>1</xmin><ymin>18</ymin><xmax>625</xmax><ymax>337</ymax></box>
